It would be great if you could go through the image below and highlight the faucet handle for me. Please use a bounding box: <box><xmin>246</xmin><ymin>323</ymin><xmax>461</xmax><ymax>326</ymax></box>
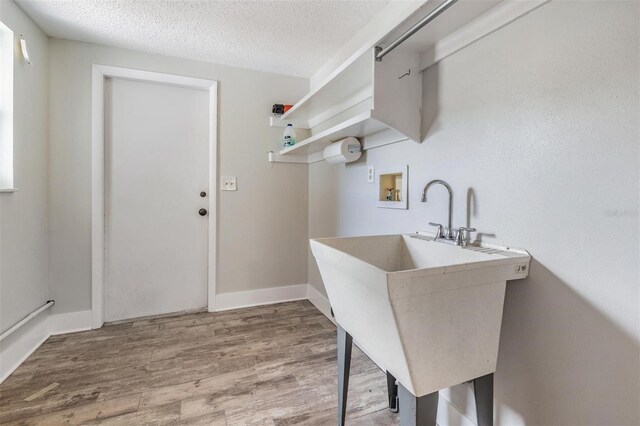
<box><xmin>455</xmin><ymin>227</ymin><xmax>477</xmax><ymax>246</ymax></box>
<box><xmin>428</xmin><ymin>222</ymin><xmax>444</xmax><ymax>239</ymax></box>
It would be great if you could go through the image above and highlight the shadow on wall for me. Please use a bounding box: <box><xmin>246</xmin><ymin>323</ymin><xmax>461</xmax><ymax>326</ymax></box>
<box><xmin>441</xmin><ymin>259</ymin><xmax>640</xmax><ymax>425</ymax></box>
<box><xmin>442</xmin><ymin>190</ymin><xmax>639</xmax><ymax>424</ymax></box>
<box><xmin>494</xmin><ymin>259</ymin><xmax>640</xmax><ymax>425</ymax></box>
<box><xmin>466</xmin><ymin>187</ymin><xmax>496</xmax><ymax>242</ymax></box>
<box><xmin>421</xmin><ymin>53</ymin><xmax>440</xmax><ymax>141</ymax></box>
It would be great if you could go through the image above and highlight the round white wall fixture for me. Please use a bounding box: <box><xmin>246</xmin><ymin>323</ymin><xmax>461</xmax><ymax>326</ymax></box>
<box><xmin>323</xmin><ymin>137</ymin><xmax>362</xmax><ymax>164</ymax></box>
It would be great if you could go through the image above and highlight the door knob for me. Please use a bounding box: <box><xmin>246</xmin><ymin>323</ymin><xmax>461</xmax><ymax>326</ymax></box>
<box><xmin>199</xmin><ymin>208</ymin><xmax>207</xmax><ymax>216</ymax></box>
<box><xmin>200</xmin><ymin>191</ymin><xmax>207</xmax><ymax>197</ymax></box>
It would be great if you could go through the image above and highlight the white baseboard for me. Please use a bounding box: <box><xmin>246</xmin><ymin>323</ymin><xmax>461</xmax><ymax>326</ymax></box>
<box><xmin>306</xmin><ymin>283</ymin><xmax>335</xmax><ymax>325</ymax></box>
<box><xmin>50</xmin><ymin>310</ymin><xmax>92</xmax><ymax>335</ymax></box>
<box><xmin>0</xmin><ymin>309</ymin><xmax>93</xmax><ymax>384</ymax></box>
<box><xmin>0</xmin><ymin>312</ymin><xmax>50</xmax><ymax>383</ymax></box>
<box><xmin>214</xmin><ymin>284</ymin><xmax>308</xmax><ymax>312</ymax></box>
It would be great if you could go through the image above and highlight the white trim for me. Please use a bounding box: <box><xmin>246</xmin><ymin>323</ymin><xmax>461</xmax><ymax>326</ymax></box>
<box><xmin>215</xmin><ymin>284</ymin><xmax>308</xmax><ymax>312</ymax></box>
<box><xmin>91</xmin><ymin>64</ymin><xmax>218</xmax><ymax>327</ymax></box>
<box><xmin>0</xmin><ymin>22</ymin><xmax>14</xmax><ymax>190</ymax></box>
<box><xmin>93</xmin><ymin>65</ymin><xmax>219</xmax><ymax>90</ymax></box>
<box><xmin>0</xmin><ymin>301</ymin><xmax>53</xmax><ymax>343</ymax></box>
<box><xmin>49</xmin><ymin>310</ymin><xmax>92</xmax><ymax>335</ymax></box>
<box><xmin>91</xmin><ymin>66</ymin><xmax>105</xmax><ymax>329</ymax></box>
<box><xmin>306</xmin><ymin>284</ymin><xmax>335</xmax><ymax>324</ymax></box>
<box><xmin>0</xmin><ymin>311</ymin><xmax>49</xmax><ymax>383</ymax></box>
<box><xmin>0</xmin><ymin>309</ymin><xmax>93</xmax><ymax>384</ymax></box>
<box><xmin>0</xmin><ymin>336</ymin><xmax>49</xmax><ymax>384</ymax></box>
<box><xmin>376</xmin><ymin>164</ymin><xmax>409</xmax><ymax>210</ymax></box>
<box><xmin>207</xmin><ymin>81</ymin><xmax>219</xmax><ymax>312</ymax></box>
<box><xmin>420</xmin><ymin>0</ymin><xmax>550</xmax><ymax>70</ymax></box>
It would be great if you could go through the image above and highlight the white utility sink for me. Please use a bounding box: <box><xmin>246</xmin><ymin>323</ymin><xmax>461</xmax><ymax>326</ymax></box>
<box><xmin>310</xmin><ymin>233</ymin><xmax>531</xmax><ymax>398</ymax></box>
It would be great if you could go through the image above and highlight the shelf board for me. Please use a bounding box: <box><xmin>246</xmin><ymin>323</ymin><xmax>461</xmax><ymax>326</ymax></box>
<box><xmin>279</xmin><ymin>110</ymin><xmax>387</xmax><ymax>156</ymax></box>
<box><xmin>281</xmin><ymin>51</ymin><xmax>373</xmax><ymax>121</ymax></box>
<box><xmin>269</xmin><ymin>116</ymin><xmax>309</xmax><ymax>129</ymax></box>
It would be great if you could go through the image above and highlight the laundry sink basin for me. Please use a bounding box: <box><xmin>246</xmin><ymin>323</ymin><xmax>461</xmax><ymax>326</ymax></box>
<box><xmin>310</xmin><ymin>233</ymin><xmax>531</xmax><ymax>397</ymax></box>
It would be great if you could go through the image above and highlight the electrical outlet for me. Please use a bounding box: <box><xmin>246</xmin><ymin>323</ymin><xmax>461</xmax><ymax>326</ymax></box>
<box><xmin>221</xmin><ymin>176</ymin><xmax>237</xmax><ymax>191</ymax></box>
<box><xmin>367</xmin><ymin>165</ymin><xmax>375</xmax><ymax>183</ymax></box>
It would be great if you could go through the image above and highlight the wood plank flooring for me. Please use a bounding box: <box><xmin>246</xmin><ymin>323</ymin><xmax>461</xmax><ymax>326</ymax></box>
<box><xmin>0</xmin><ymin>301</ymin><xmax>399</xmax><ymax>425</ymax></box>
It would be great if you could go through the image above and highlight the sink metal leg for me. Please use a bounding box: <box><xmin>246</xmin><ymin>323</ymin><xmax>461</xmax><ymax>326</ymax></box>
<box><xmin>386</xmin><ymin>371</ymin><xmax>399</xmax><ymax>413</ymax></box>
<box><xmin>337</xmin><ymin>325</ymin><xmax>353</xmax><ymax>426</ymax></box>
<box><xmin>398</xmin><ymin>383</ymin><xmax>438</xmax><ymax>426</ymax></box>
<box><xmin>473</xmin><ymin>373</ymin><xmax>494</xmax><ymax>426</ymax></box>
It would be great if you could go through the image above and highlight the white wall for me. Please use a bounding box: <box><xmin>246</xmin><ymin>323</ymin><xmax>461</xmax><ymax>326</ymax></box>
<box><xmin>0</xmin><ymin>0</ymin><xmax>49</xmax><ymax>377</ymax></box>
<box><xmin>48</xmin><ymin>39</ymin><xmax>309</xmax><ymax>315</ymax></box>
<box><xmin>309</xmin><ymin>1</ymin><xmax>639</xmax><ymax>424</ymax></box>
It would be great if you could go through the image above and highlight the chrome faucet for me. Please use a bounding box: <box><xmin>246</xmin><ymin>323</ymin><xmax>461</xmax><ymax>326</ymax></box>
<box><xmin>422</xmin><ymin>179</ymin><xmax>454</xmax><ymax>239</ymax></box>
<box><xmin>422</xmin><ymin>179</ymin><xmax>477</xmax><ymax>245</ymax></box>
<box><xmin>455</xmin><ymin>227</ymin><xmax>477</xmax><ymax>246</ymax></box>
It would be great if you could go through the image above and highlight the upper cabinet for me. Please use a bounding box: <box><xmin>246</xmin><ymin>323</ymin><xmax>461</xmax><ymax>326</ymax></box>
<box><xmin>274</xmin><ymin>0</ymin><xmax>547</xmax><ymax>162</ymax></box>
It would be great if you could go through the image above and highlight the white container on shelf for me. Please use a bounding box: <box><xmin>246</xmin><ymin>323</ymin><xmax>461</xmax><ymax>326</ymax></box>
<box><xmin>283</xmin><ymin>124</ymin><xmax>297</xmax><ymax>147</ymax></box>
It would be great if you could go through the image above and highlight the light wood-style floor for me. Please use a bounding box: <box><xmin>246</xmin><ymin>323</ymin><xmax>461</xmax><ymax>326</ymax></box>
<box><xmin>0</xmin><ymin>300</ymin><xmax>399</xmax><ymax>425</ymax></box>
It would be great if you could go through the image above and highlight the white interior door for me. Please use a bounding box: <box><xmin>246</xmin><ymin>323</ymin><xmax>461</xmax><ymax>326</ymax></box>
<box><xmin>104</xmin><ymin>77</ymin><xmax>209</xmax><ymax>322</ymax></box>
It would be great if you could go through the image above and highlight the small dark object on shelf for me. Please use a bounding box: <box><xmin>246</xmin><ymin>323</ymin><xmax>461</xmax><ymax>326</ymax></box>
<box><xmin>272</xmin><ymin>104</ymin><xmax>285</xmax><ymax>115</ymax></box>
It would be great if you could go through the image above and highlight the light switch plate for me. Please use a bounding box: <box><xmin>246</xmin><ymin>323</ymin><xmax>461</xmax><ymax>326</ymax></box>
<box><xmin>221</xmin><ymin>176</ymin><xmax>237</xmax><ymax>191</ymax></box>
<box><xmin>367</xmin><ymin>166</ymin><xmax>375</xmax><ymax>184</ymax></box>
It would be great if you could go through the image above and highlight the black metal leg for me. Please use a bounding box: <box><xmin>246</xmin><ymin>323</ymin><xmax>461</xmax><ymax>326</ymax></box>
<box><xmin>337</xmin><ymin>325</ymin><xmax>353</xmax><ymax>426</ymax></box>
<box><xmin>386</xmin><ymin>371</ymin><xmax>399</xmax><ymax>413</ymax></box>
<box><xmin>398</xmin><ymin>383</ymin><xmax>438</xmax><ymax>426</ymax></box>
<box><xmin>473</xmin><ymin>373</ymin><xmax>494</xmax><ymax>426</ymax></box>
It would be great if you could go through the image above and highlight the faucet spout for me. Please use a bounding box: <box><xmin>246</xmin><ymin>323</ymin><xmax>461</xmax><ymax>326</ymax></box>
<box><xmin>422</xmin><ymin>179</ymin><xmax>453</xmax><ymax>238</ymax></box>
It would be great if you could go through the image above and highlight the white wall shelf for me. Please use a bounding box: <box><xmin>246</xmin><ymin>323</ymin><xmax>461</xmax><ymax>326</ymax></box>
<box><xmin>279</xmin><ymin>111</ymin><xmax>387</xmax><ymax>156</ymax></box>
<box><xmin>267</xmin><ymin>151</ymin><xmax>309</xmax><ymax>164</ymax></box>
<box><xmin>269</xmin><ymin>116</ymin><xmax>309</xmax><ymax>129</ymax></box>
<box><xmin>271</xmin><ymin>0</ymin><xmax>529</xmax><ymax>163</ymax></box>
<box><xmin>280</xmin><ymin>52</ymin><xmax>373</xmax><ymax>123</ymax></box>
<box><xmin>277</xmin><ymin>48</ymin><xmax>421</xmax><ymax>159</ymax></box>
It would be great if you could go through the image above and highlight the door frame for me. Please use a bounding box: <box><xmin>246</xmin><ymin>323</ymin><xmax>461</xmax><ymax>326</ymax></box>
<box><xmin>91</xmin><ymin>64</ymin><xmax>218</xmax><ymax>329</ymax></box>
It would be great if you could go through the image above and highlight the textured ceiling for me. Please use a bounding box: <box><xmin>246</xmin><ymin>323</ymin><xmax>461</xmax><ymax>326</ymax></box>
<box><xmin>16</xmin><ymin>0</ymin><xmax>389</xmax><ymax>78</ymax></box>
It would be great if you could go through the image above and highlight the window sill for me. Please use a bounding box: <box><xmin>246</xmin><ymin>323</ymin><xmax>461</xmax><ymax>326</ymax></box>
<box><xmin>0</xmin><ymin>188</ymin><xmax>18</xmax><ymax>193</ymax></box>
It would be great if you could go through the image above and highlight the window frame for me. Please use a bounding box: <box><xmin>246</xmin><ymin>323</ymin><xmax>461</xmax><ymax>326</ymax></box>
<box><xmin>0</xmin><ymin>20</ymin><xmax>14</xmax><ymax>192</ymax></box>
